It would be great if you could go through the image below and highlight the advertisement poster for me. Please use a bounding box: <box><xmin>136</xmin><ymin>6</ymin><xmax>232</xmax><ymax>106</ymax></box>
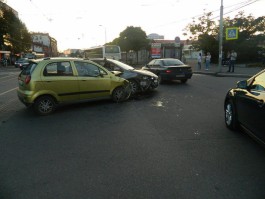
<box><xmin>151</xmin><ymin>43</ymin><xmax>161</xmax><ymax>58</ymax></box>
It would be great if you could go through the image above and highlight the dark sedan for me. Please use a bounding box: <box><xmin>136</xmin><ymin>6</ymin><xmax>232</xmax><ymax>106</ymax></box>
<box><xmin>224</xmin><ymin>69</ymin><xmax>265</xmax><ymax>145</ymax></box>
<box><xmin>14</xmin><ymin>58</ymin><xmax>30</xmax><ymax>70</ymax></box>
<box><xmin>91</xmin><ymin>58</ymin><xmax>159</xmax><ymax>95</ymax></box>
<box><xmin>141</xmin><ymin>58</ymin><xmax>193</xmax><ymax>84</ymax></box>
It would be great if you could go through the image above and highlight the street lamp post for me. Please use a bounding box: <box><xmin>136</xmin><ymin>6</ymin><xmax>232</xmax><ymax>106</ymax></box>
<box><xmin>99</xmin><ymin>25</ymin><xmax>107</xmax><ymax>44</ymax></box>
<box><xmin>218</xmin><ymin>0</ymin><xmax>224</xmax><ymax>73</ymax></box>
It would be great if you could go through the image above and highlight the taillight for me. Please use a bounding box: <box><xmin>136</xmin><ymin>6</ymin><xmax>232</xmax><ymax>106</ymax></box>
<box><xmin>25</xmin><ymin>75</ymin><xmax>31</xmax><ymax>84</ymax></box>
<box><xmin>166</xmin><ymin>70</ymin><xmax>172</xmax><ymax>73</ymax></box>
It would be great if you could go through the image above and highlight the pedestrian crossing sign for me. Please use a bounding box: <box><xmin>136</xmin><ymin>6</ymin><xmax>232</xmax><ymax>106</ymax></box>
<box><xmin>226</xmin><ymin>27</ymin><xmax>238</xmax><ymax>40</ymax></box>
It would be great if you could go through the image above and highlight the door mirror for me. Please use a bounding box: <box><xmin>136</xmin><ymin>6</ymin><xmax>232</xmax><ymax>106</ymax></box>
<box><xmin>237</xmin><ymin>80</ymin><xmax>247</xmax><ymax>89</ymax></box>
<box><xmin>112</xmin><ymin>71</ymin><xmax>123</xmax><ymax>76</ymax></box>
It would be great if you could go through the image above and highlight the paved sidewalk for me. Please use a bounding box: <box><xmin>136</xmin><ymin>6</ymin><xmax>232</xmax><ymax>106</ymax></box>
<box><xmin>190</xmin><ymin>62</ymin><xmax>264</xmax><ymax>78</ymax></box>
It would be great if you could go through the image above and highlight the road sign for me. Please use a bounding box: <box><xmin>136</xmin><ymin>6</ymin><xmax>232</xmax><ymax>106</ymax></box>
<box><xmin>226</xmin><ymin>27</ymin><xmax>238</xmax><ymax>40</ymax></box>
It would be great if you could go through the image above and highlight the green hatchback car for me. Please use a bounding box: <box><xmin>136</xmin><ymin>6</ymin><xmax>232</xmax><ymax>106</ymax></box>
<box><xmin>17</xmin><ymin>58</ymin><xmax>131</xmax><ymax>115</ymax></box>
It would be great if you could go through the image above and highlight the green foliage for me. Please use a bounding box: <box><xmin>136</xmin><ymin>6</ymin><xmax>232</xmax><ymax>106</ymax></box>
<box><xmin>0</xmin><ymin>6</ymin><xmax>31</xmax><ymax>53</ymax></box>
<box><xmin>111</xmin><ymin>26</ymin><xmax>149</xmax><ymax>53</ymax></box>
<box><xmin>184</xmin><ymin>11</ymin><xmax>265</xmax><ymax>63</ymax></box>
<box><xmin>108</xmin><ymin>26</ymin><xmax>150</xmax><ymax>64</ymax></box>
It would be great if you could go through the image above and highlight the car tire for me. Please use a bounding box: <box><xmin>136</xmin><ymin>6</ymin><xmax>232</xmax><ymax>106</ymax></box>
<box><xmin>34</xmin><ymin>95</ymin><xmax>56</xmax><ymax>116</ymax></box>
<box><xmin>225</xmin><ymin>100</ymin><xmax>238</xmax><ymax>130</ymax></box>
<box><xmin>129</xmin><ymin>80</ymin><xmax>139</xmax><ymax>95</ymax></box>
<box><xmin>112</xmin><ymin>86</ymin><xmax>131</xmax><ymax>102</ymax></box>
<box><xmin>181</xmin><ymin>79</ymin><xmax>188</xmax><ymax>83</ymax></box>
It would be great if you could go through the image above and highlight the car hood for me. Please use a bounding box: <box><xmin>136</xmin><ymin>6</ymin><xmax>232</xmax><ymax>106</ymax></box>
<box><xmin>134</xmin><ymin>69</ymin><xmax>158</xmax><ymax>78</ymax></box>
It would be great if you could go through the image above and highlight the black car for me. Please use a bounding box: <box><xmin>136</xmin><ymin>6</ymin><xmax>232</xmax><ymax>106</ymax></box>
<box><xmin>142</xmin><ymin>58</ymin><xmax>193</xmax><ymax>84</ymax></box>
<box><xmin>91</xmin><ymin>58</ymin><xmax>158</xmax><ymax>94</ymax></box>
<box><xmin>15</xmin><ymin>58</ymin><xmax>30</xmax><ymax>70</ymax></box>
<box><xmin>224</xmin><ymin>69</ymin><xmax>265</xmax><ymax>145</ymax></box>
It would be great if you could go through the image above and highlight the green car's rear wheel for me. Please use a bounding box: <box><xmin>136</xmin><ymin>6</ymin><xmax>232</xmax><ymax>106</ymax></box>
<box><xmin>34</xmin><ymin>95</ymin><xmax>56</xmax><ymax>116</ymax></box>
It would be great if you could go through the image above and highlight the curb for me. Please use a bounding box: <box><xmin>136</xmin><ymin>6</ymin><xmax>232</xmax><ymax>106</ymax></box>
<box><xmin>193</xmin><ymin>71</ymin><xmax>252</xmax><ymax>78</ymax></box>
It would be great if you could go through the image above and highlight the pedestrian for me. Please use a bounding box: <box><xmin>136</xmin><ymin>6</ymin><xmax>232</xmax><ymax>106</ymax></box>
<box><xmin>197</xmin><ymin>52</ymin><xmax>202</xmax><ymax>70</ymax></box>
<box><xmin>182</xmin><ymin>54</ymin><xmax>186</xmax><ymax>64</ymax></box>
<box><xmin>205</xmin><ymin>52</ymin><xmax>211</xmax><ymax>70</ymax></box>
<box><xmin>227</xmin><ymin>50</ymin><xmax>237</xmax><ymax>72</ymax></box>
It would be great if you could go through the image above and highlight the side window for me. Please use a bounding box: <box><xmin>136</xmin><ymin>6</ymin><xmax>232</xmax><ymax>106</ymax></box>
<box><xmin>107</xmin><ymin>62</ymin><xmax>121</xmax><ymax>71</ymax></box>
<box><xmin>43</xmin><ymin>62</ymin><xmax>73</xmax><ymax>76</ymax></box>
<box><xmin>153</xmin><ymin>60</ymin><xmax>161</xmax><ymax>67</ymax></box>
<box><xmin>103</xmin><ymin>61</ymin><xmax>113</xmax><ymax>71</ymax></box>
<box><xmin>148</xmin><ymin>60</ymin><xmax>155</xmax><ymax>67</ymax></box>
<box><xmin>75</xmin><ymin>61</ymin><xmax>104</xmax><ymax>77</ymax></box>
<box><xmin>156</xmin><ymin>60</ymin><xmax>163</xmax><ymax>67</ymax></box>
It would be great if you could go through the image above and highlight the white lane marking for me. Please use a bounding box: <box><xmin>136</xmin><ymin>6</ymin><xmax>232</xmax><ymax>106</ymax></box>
<box><xmin>0</xmin><ymin>74</ymin><xmax>17</xmax><ymax>80</ymax></box>
<box><xmin>0</xmin><ymin>77</ymin><xmax>18</xmax><ymax>83</ymax></box>
<box><xmin>0</xmin><ymin>87</ymin><xmax>18</xmax><ymax>96</ymax></box>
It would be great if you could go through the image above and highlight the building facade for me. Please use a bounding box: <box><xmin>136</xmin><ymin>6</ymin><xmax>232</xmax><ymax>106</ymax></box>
<box><xmin>31</xmin><ymin>32</ymin><xmax>58</xmax><ymax>57</ymax></box>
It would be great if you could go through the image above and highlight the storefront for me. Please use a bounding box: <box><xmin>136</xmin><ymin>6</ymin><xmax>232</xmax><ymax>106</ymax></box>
<box><xmin>0</xmin><ymin>50</ymin><xmax>11</xmax><ymax>61</ymax></box>
<box><xmin>151</xmin><ymin>39</ymin><xmax>181</xmax><ymax>59</ymax></box>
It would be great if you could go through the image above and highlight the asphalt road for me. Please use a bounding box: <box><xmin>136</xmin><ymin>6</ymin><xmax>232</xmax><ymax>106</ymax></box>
<box><xmin>0</xmin><ymin>73</ymin><xmax>265</xmax><ymax>199</ymax></box>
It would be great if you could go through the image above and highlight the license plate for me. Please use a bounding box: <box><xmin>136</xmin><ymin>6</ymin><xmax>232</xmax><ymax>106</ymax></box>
<box><xmin>140</xmin><ymin>81</ymin><xmax>147</xmax><ymax>86</ymax></box>
<box><xmin>176</xmin><ymin>74</ymin><xmax>185</xmax><ymax>77</ymax></box>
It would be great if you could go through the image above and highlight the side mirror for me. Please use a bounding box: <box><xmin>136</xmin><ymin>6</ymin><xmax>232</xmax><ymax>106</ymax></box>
<box><xmin>237</xmin><ymin>80</ymin><xmax>247</xmax><ymax>89</ymax></box>
<box><xmin>112</xmin><ymin>71</ymin><xmax>123</xmax><ymax>76</ymax></box>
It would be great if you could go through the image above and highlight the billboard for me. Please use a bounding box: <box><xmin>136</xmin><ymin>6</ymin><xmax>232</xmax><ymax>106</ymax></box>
<box><xmin>151</xmin><ymin>43</ymin><xmax>161</xmax><ymax>58</ymax></box>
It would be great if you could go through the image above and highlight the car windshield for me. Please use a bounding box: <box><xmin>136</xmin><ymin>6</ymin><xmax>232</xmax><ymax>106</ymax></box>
<box><xmin>109</xmin><ymin>59</ymin><xmax>135</xmax><ymax>70</ymax></box>
<box><xmin>163</xmin><ymin>59</ymin><xmax>184</xmax><ymax>66</ymax></box>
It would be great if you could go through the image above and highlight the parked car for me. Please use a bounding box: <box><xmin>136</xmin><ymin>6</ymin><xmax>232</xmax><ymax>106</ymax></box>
<box><xmin>224</xmin><ymin>69</ymin><xmax>265</xmax><ymax>145</ymax></box>
<box><xmin>141</xmin><ymin>58</ymin><xmax>193</xmax><ymax>84</ymax></box>
<box><xmin>17</xmin><ymin>58</ymin><xmax>131</xmax><ymax>115</ymax></box>
<box><xmin>14</xmin><ymin>58</ymin><xmax>30</xmax><ymax>70</ymax></box>
<box><xmin>90</xmin><ymin>58</ymin><xmax>158</xmax><ymax>95</ymax></box>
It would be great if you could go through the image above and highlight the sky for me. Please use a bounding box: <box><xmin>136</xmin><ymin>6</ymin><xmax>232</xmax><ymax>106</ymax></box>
<box><xmin>5</xmin><ymin>0</ymin><xmax>265</xmax><ymax>51</ymax></box>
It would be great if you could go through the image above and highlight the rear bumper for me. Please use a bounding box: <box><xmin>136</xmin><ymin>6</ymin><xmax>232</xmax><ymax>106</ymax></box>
<box><xmin>17</xmin><ymin>89</ymin><xmax>35</xmax><ymax>105</ymax></box>
<box><xmin>161</xmin><ymin>72</ymin><xmax>193</xmax><ymax>81</ymax></box>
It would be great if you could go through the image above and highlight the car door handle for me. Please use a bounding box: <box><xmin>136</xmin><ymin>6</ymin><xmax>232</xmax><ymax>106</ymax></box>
<box><xmin>257</xmin><ymin>100</ymin><xmax>264</xmax><ymax>108</ymax></box>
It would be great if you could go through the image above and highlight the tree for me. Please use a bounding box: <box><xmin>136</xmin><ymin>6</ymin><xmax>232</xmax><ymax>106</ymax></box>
<box><xmin>109</xmin><ymin>26</ymin><xmax>149</xmax><ymax>63</ymax></box>
<box><xmin>0</xmin><ymin>6</ymin><xmax>31</xmax><ymax>53</ymax></box>
<box><xmin>184</xmin><ymin>11</ymin><xmax>265</xmax><ymax>63</ymax></box>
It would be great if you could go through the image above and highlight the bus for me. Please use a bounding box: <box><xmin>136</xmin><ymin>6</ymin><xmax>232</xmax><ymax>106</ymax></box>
<box><xmin>83</xmin><ymin>45</ymin><xmax>121</xmax><ymax>60</ymax></box>
<box><xmin>24</xmin><ymin>52</ymin><xmax>45</xmax><ymax>59</ymax></box>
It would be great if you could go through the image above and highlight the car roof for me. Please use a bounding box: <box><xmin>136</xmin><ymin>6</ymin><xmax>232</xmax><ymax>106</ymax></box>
<box><xmin>31</xmin><ymin>57</ymin><xmax>90</xmax><ymax>63</ymax></box>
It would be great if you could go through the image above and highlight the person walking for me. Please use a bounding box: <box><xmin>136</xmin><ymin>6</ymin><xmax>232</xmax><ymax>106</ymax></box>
<box><xmin>197</xmin><ymin>53</ymin><xmax>202</xmax><ymax>70</ymax></box>
<box><xmin>228</xmin><ymin>50</ymin><xmax>237</xmax><ymax>72</ymax></box>
<box><xmin>205</xmin><ymin>52</ymin><xmax>211</xmax><ymax>70</ymax></box>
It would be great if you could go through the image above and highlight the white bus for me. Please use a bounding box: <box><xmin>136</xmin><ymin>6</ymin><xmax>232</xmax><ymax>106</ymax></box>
<box><xmin>24</xmin><ymin>52</ymin><xmax>45</xmax><ymax>59</ymax></box>
<box><xmin>83</xmin><ymin>45</ymin><xmax>121</xmax><ymax>60</ymax></box>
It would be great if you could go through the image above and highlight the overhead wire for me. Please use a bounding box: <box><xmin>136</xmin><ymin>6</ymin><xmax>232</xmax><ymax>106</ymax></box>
<box><xmin>151</xmin><ymin>0</ymin><xmax>261</xmax><ymax>28</ymax></box>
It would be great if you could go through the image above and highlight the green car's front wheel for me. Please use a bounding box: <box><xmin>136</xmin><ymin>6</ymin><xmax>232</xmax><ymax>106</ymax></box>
<box><xmin>112</xmin><ymin>85</ymin><xmax>131</xmax><ymax>102</ymax></box>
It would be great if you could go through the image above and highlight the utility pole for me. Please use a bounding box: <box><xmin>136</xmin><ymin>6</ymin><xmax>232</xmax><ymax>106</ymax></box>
<box><xmin>218</xmin><ymin>0</ymin><xmax>224</xmax><ymax>73</ymax></box>
<box><xmin>99</xmin><ymin>25</ymin><xmax>107</xmax><ymax>44</ymax></box>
